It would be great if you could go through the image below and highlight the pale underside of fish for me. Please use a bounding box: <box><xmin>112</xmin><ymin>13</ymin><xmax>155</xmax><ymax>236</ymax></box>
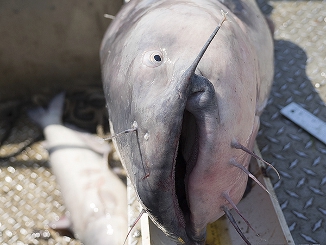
<box><xmin>28</xmin><ymin>93</ymin><xmax>128</xmax><ymax>245</ymax></box>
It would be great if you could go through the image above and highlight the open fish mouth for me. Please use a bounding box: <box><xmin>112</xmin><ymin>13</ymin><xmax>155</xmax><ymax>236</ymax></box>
<box><xmin>175</xmin><ymin>109</ymin><xmax>201</xmax><ymax>240</ymax></box>
<box><xmin>176</xmin><ymin>110</ymin><xmax>197</xmax><ymax>222</ymax></box>
<box><xmin>135</xmin><ymin>72</ymin><xmax>219</xmax><ymax>244</ymax></box>
<box><xmin>115</xmin><ymin>67</ymin><xmax>222</xmax><ymax>244</ymax></box>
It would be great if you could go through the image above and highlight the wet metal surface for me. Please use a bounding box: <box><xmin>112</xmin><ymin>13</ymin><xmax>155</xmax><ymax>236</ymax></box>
<box><xmin>1</xmin><ymin>1</ymin><xmax>326</xmax><ymax>244</ymax></box>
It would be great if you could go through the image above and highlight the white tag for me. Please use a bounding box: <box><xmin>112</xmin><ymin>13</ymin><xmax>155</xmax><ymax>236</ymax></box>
<box><xmin>280</xmin><ymin>102</ymin><xmax>326</xmax><ymax>145</ymax></box>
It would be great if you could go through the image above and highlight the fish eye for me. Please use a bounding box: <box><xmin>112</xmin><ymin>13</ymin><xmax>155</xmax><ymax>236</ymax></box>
<box><xmin>143</xmin><ymin>50</ymin><xmax>163</xmax><ymax>67</ymax></box>
<box><xmin>153</xmin><ymin>54</ymin><xmax>161</xmax><ymax>62</ymax></box>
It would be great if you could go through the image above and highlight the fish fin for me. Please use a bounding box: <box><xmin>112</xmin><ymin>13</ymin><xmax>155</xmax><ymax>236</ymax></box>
<box><xmin>49</xmin><ymin>215</ymin><xmax>72</xmax><ymax>230</ymax></box>
<box><xmin>48</xmin><ymin>215</ymin><xmax>75</xmax><ymax>238</ymax></box>
<box><xmin>28</xmin><ymin>92</ymin><xmax>65</xmax><ymax>128</ymax></box>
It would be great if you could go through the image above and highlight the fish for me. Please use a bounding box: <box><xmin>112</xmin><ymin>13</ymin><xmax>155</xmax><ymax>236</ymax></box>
<box><xmin>28</xmin><ymin>92</ymin><xmax>128</xmax><ymax>245</ymax></box>
<box><xmin>100</xmin><ymin>0</ymin><xmax>274</xmax><ymax>244</ymax></box>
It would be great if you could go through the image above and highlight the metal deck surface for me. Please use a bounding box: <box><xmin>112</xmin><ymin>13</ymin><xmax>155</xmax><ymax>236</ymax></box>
<box><xmin>1</xmin><ymin>1</ymin><xmax>326</xmax><ymax>244</ymax></box>
<box><xmin>257</xmin><ymin>1</ymin><xmax>326</xmax><ymax>244</ymax></box>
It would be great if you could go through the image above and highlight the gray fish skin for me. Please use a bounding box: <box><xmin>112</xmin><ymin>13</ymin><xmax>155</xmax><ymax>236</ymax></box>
<box><xmin>100</xmin><ymin>0</ymin><xmax>273</xmax><ymax>244</ymax></box>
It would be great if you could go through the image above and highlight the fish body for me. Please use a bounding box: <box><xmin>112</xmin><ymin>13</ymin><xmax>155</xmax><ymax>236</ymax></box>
<box><xmin>101</xmin><ymin>0</ymin><xmax>273</xmax><ymax>243</ymax></box>
<box><xmin>28</xmin><ymin>93</ymin><xmax>128</xmax><ymax>245</ymax></box>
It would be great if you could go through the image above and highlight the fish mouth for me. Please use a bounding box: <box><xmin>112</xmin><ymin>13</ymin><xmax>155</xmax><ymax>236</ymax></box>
<box><xmin>118</xmin><ymin>69</ymin><xmax>219</xmax><ymax>245</ymax></box>
<box><xmin>175</xmin><ymin>109</ymin><xmax>200</xmax><ymax>241</ymax></box>
<box><xmin>170</xmin><ymin>71</ymin><xmax>219</xmax><ymax>243</ymax></box>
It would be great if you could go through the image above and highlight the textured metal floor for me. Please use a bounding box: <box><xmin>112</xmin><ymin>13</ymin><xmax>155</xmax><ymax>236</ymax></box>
<box><xmin>1</xmin><ymin>1</ymin><xmax>326</xmax><ymax>244</ymax></box>
<box><xmin>0</xmin><ymin>117</ymin><xmax>75</xmax><ymax>245</ymax></box>
<box><xmin>0</xmin><ymin>89</ymin><xmax>108</xmax><ymax>245</ymax></box>
<box><xmin>257</xmin><ymin>1</ymin><xmax>326</xmax><ymax>244</ymax></box>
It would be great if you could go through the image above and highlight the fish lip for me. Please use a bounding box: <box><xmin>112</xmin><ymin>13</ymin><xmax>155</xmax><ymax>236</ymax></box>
<box><xmin>175</xmin><ymin>111</ymin><xmax>196</xmax><ymax>209</ymax></box>
<box><xmin>152</xmin><ymin>107</ymin><xmax>200</xmax><ymax>244</ymax></box>
<box><xmin>130</xmin><ymin>72</ymin><xmax>218</xmax><ymax>244</ymax></box>
<box><xmin>175</xmin><ymin>108</ymin><xmax>214</xmax><ymax>244</ymax></box>
<box><xmin>174</xmin><ymin>127</ymin><xmax>189</xmax><ymax>230</ymax></box>
<box><xmin>131</xmin><ymin>99</ymin><xmax>198</xmax><ymax>244</ymax></box>
<box><xmin>177</xmin><ymin>73</ymin><xmax>220</xmax><ymax>242</ymax></box>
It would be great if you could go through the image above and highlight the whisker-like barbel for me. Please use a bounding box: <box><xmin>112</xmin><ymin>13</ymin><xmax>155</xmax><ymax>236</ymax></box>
<box><xmin>123</xmin><ymin>209</ymin><xmax>146</xmax><ymax>245</ymax></box>
<box><xmin>186</xmin><ymin>10</ymin><xmax>227</xmax><ymax>77</ymax></box>
<box><xmin>222</xmin><ymin>205</ymin><xmax>252</xmax><ymax>245</ymax></box>
<box><xmin>229</xmin><ymin>159</ymin><xmax>271</xmax><ymax>196</ymax></box>
<box><xmin>231</xmin><ymin>140</ymin><xmax>280</xmax><ymax>179</ymax></box>
<box><xmin>222</xmin><ymin>192</ymin><xmax>259</xmax><ymax>237</ymax></box>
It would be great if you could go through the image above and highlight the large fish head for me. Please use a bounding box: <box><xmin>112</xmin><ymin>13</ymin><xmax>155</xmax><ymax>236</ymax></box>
<box><xmin>101</xmin><ymin>0</ymin><xmax>272</xmax><ymax>243</ymax></box>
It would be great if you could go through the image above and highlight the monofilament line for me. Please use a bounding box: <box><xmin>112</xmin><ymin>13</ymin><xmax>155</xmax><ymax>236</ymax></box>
<box><xmin>103</xmin><ymin>121</ymin><xmax>138</xmax><ymax>141</ymax></box>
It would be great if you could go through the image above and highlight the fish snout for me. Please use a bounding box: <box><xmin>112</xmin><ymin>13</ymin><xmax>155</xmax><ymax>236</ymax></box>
<box><xmin>186</xmin><ymin>74</ymin><xmax>219</xmax><ymax>121</ymax></box>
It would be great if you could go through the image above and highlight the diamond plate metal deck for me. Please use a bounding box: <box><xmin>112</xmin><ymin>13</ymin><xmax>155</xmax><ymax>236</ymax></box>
<box><xmin>257</xmin><ymin>1</ymin><xmax>326</xmax><ymax>244</ymax></box>
<box><xmin>1</xmin><ymin>1</ymin><xmax>326</xmax><ymax>244</ymax></box>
